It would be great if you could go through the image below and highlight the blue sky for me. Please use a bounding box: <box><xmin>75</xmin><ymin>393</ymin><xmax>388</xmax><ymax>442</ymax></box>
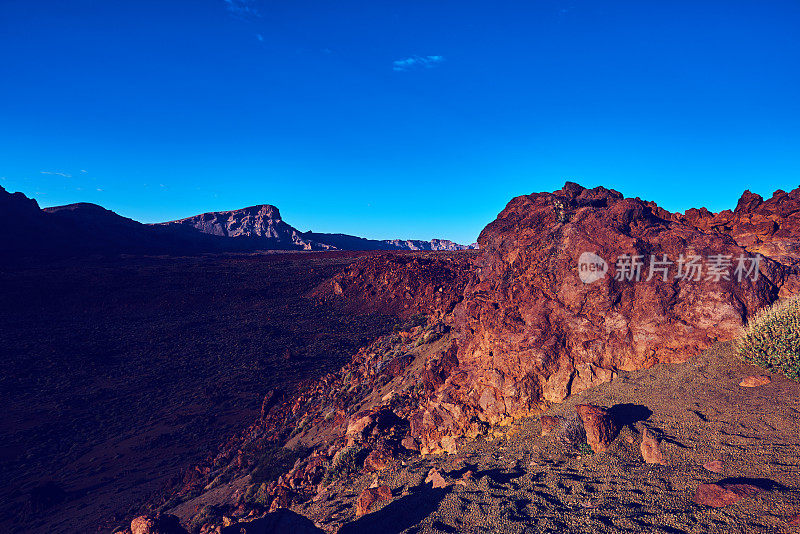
<box><xmin>1</xmin><ymin>1</ymin><xmax>798</xmax><ymax>244</ymax></box>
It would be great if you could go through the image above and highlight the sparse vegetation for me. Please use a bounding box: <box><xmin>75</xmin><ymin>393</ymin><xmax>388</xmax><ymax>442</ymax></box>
<box><xmin>321</xmin><ymin>446</ymin><xmax>367</xmax><ymax>486</ymax></box>
<box><xmin>250</xmin><ymin>445</ymin><xmax>309</xmax><ymax>486</ymax></box>
<box><xmin>739</xmin><ymin>296</ymin><xmax>800</xmax><ymax>380</ymax></box>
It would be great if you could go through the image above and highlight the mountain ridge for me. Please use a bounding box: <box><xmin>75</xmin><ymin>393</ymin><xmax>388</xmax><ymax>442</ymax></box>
<box><xmin>0</xmin><ymin>187</ymin><xmax>475</xmax><ymax>256</ymax></box>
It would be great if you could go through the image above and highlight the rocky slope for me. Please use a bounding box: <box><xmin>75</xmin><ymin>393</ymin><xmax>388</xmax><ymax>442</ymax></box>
<box><xmin>115</xmin><ymin>183</ymin><xmax>800</xmax><ymax>534</ymax></box>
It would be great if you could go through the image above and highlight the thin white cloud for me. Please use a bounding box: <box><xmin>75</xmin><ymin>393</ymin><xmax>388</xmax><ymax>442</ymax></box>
<box><xmin>41</xmin><ymin>171</ymin><xmax>72</xmax><ymax>178</ymax></box>
<box><xmin>223</xmin><ymin>0</ymin><xmax>260</xmax><ymax>18</ymax></box>
<box><xmin>392</xmin><ymin>55</ymin><xmax>445</xmax><ymax>72</ymax></box>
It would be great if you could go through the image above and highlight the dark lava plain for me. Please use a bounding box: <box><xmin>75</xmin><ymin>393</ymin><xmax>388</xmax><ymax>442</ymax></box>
<box><xmin>0</xmin><ymin>251</ymin><xmax>397</xmax><ymax>533</ymax></box>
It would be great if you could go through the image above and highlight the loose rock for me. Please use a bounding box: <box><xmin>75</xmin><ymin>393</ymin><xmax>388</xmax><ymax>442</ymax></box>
<box><xmin>693</xmin><ymin>483</ymin><xmax>762</xmax><ymax>507</ymax></box>
<box><xmin>703</xmin><ymin>460</ymin><xmax>725</xmax><ymax>473</ymax></box>
<box><xmin>740</xmin><ymin>375</ymin><xmax>771</xmax><ymax>387</ymax></box>
<box><xmin>576</xmin><ymin>404</ymin><xmax>620</xmax><ymax>453</ymax></box>
<box><xmin>640</xmin><ymin>427</ymin><xmax>666</xmax><ymax>465</ymax></box>
<box><xmin>355</xmin><ymin>485</ymin><xmax>392</xmax><ymax>518</ymax></box>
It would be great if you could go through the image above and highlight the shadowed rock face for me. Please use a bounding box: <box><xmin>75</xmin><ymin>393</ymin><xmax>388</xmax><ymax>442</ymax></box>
<box><xmin>411</xmin><ymin>182</ymin><xmax>799</xmax><ymax>454</ymax></box>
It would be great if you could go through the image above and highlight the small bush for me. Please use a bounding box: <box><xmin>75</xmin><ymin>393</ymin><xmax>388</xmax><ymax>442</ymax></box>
<box><xmin>321</xmin><ymin>446</ymin><xmax>366</xmax><ymax>486</ymax></box>
<box><xmin>739</xmin><ymin>296</ymin><xmax>800</xmax><ymax>380</ymax></box>
<box><xmin>250</xmin><ymin>445</ymin><xmax>308</xmax><ymax>486</ymax></box>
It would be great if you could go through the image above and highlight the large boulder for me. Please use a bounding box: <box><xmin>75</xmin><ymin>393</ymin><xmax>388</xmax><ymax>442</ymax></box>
<box><xmin>411</xmin><ymin>183</ymin><xmax>797</xmax><ymax>454</ymax></box>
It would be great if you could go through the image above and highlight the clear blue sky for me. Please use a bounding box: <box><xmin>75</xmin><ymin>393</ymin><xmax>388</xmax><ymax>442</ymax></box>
<box><xmin>1</xmin><ymin>1</ymin><xmax>798</xmax><ymax>244</ymax></box>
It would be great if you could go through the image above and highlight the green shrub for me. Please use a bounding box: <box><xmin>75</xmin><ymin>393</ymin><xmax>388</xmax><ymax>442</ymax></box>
<box><xmin>250</xmin><ymin>445</ymin><xmax>308</xmax><ymax>486</ymax></box>
<box><xmin>738</xmin><ymin>296</ymin><xmax>800</xmax><ymax>380</ymax></box>
<box><xmin>321</xmin><ymin>446</ymin><xmax>366</xmax><ymax>486</ymax></box>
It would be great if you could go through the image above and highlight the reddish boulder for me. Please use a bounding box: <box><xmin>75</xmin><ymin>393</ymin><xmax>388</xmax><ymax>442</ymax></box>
<box><xmin>703</xmin><ymin>460</ymin><xmax>724</xmax><ymax>473</ymax></box>
<box><xmin>693</xmin><ymin>483</ymin><xmax>763</xmax><ymax>507</ymax></box>
<box><xmin>640</xmin><ymin>427</ymin><xmax>666</xmax><ymax>465</ymax></box>
<box><xmin>364</xmin><ymin>448</ymin><xmax>393</xmax><ymax>471</ymax></box>
<box><xmin>355</xmin><ymin>485</ymin><xmax>392</xmax><ymax>518</ymax></box>
<box><xmin>576</xmin><ymin>404</ymin><xmax>620</xmax><ymax>453</ymax></box>
<box><xmin>740</xmin><ymin>375</ymin><xmax>771</xmax><ymax>387</ymax></box>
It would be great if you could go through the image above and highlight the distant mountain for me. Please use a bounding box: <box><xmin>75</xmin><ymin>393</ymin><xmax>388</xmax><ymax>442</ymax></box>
<box><xmin>158</xmin><ymin>205</ymin><xmax>477</xmax><ymax>252</ymax></box>
<box><xmin>157</xmin><ymin>205</ymin><xmax>333</xmax><ymax>251</ymax></box>
<box><xmin>0</xmin><ymin>187</ymin><xmax>474</xmax><ymax>256</ymax></box>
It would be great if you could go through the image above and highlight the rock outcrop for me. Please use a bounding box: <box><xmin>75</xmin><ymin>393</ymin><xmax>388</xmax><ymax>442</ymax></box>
<box><xmin>677</xmin><ymin>188</ymin><xmax>800</xmax><ymax>268</ymax></box>
<box><xmin>410</xmin><ymin>183</ymin><xmax>799</xmax><ymax>454</ymax></box>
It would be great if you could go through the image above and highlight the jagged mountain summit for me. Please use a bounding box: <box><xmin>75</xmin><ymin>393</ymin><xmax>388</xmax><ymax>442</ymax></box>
<box><xmin>158</xmin><ymin>204</ymin><xmax>327</xmax><ymax>250</ymax></box>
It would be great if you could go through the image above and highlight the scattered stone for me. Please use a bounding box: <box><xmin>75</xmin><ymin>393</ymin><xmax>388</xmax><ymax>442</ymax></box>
<box><xmin>640</xmin><ymin>427</ymin><xmax>666</xmax><ymax>465</ymax></box>
<box><xmin>355</xmin><ymin>485</ymin><xmax>392</xmax><ymax>518</ymax></box>
<box><xmin>540</xmin><ymin>416</ymin><xmax>561</xmax><ymax>436</ymax></box>
<box><xmin>401</xmin><ymin>436</ymin><xmax>419</xmax><ymax>452</ymax></box>
<box><xmin>364</xmin><ymin>448</ymin><xmax>393</xmax><ymax>471</ymax></box>
<box><xmin>576</xmin><ymin>404</ymin><xmax>620</xmax><ymax>453</ymax></box>
<box><xmin>425</xmin><ymin>469</ymin><xmax>448</xmax><ymax>488</ymax></box>
<box><xmin>693</xmin><ymin>483</ymin><xmax>763</xmax><ymax>507</ymax></box>
<box><xmin>130</xmin><ymin>514</ymin><xmax>186</xmax><ymax>534</ymax></box>
<box><xmin>740</xmin><ymin>375</ymin><xmax>771</xmax><ymax>387</ymax></box>
<box><xmin>440</xmin><ymin>435</ymin><xmax>458</xmax><ymax>454</ymax></box>
<box><xmin>703</xmin><ymin>460</ymin><xmax>725</xmax><ymax>473</ymax></box>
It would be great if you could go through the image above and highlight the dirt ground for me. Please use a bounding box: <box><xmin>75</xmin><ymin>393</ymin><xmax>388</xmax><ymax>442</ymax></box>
<box><xmin>298</xmin><ymin>342</ymin><xmax>800</xmax><ymax>533</ymax></box>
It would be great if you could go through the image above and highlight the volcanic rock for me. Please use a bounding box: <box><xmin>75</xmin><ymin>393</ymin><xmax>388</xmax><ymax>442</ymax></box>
<box><xmin>693</xmin><ymin>482</ymin><xmax>763</xmax><ymax>507</ymax></box>
<box><xmin>425</xmin><ymin>469</ymin><xmax>448</xmax><ymax>489</ymax></box>
<box><xmin>640</xmin><ymin>427</ymin><xmax>666</xmax><ymax>465</ymax></box>
<box><xmin>410</xmin><ymin>183</ymin><xmax>795</xmax><ymax>455</ymax></box>
<box><xmin>355</xmin><ymin>485</ymin><xmax>392</xmax><ymax>518</ymax></box>
<box><xmin>576</xmin><ymin>404</ymin><xmax>620</xmax><ymax>453</ymax></box>
<box><xmin>364</xmin><ymin>448</ymin><xmax>393</xmax><ymax>471</ymax></box>
<box><xmin>130</xmin><ymin>514</ymin><xmax>187</xmax><ymax>534</ymax></box>
<box><xmin>703</xmin><ymin>460</ymin><xmax>725</xmax><ymax>473</ymax></box>
<box><xmin>740</xmin><ymin>375</ymin><xmax>771</xmax><ymax>387</ymax></box>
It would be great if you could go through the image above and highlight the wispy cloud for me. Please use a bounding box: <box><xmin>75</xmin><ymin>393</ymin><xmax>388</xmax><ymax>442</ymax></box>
<box><xmin>223</xmin><ymin>0</ymin><xmax>260</xmax><ymax>18</ymax></box>
<box><xmin>41</xmin><ymin>171</ymin><xmax>72</xmax><ymax>178</ymax></box>
<box><xmin>392</xmin><ymin>55</ymin><xmax>445</xmax><ymax>72</ymax></box>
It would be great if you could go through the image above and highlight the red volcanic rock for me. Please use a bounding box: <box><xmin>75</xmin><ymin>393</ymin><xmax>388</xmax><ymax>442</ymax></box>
<box><xmin>576</xmin><ymin>404</ymin><xmax>620</xmax><ymax>453</ymax></box>
<box><xmin>703</xmin><ymin>460</ymin><xmax>725</xmax><ymax>473</ymax></box>
<box><xmin>677</xmin><ymin>188</ymin><xmax>800</xmax><ymax>272</ymax></box>
<box><xmin>640</xmin><ymin>427</ymin><xmax>666</xmax><ymax>465</ymax></box>
<box><xmin>540</xmin><ymin>416</ymin><xmax>562</xmax><ymax>436</ymax></box>
<box><xmin>364</xmin><ymin>447</ymin><xmax>393</xmax><ymax>471</ymax></box>
<box><xmin>355</xmin><ymin>485</ymin><xmax>392</xmax><ymax>518</ymax></box>
<box><xmin>317</xmin><ymin>252</ymin><xmax>474</xmax><ymax>320</ymax></box>
<box><xmin>410</xmin><ymin>183</ymin><xmax>797</xmax><ymax>455</ymax></box>
<box><xmin>693</xmin><ymin>482</ymin><xmax>763</xmax><ymax>507</ymax></box>
<box><xmin>130</xmin><ymin>514</ymin><xmax>187</xmax><ymax>534</ymax></box>
<box><xmin>740</xmin><ymin>375</ymin><xmax>771</xmax><ymax>387</ymax></box>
